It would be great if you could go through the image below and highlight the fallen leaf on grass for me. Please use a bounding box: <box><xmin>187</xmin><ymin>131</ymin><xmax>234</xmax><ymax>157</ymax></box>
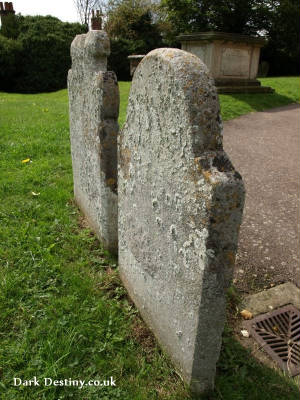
<box><xmin>240</xmin><ymin>309</ymin><xmax>253</xmax><ymax>320</ymax></box>
<box><xmin>47</xmin><ymin>243</ymin><xmax>57</xmax><ymax>252</ymax></box>
<box><xmin>21</xmin><ymin>158</ymin><xmax>30</xmax><ymax>163</ymax></box>
<box><xmin>31</xmin><ymin>192</ymin><xmax>40</xmax><ymax>196</ymax></box>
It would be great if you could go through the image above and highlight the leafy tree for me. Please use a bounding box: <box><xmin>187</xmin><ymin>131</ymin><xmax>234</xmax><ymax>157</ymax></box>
<box><xmin>160</xmin><ymin>0</ymin><xmax>299</xmax><ymax>75</ymax></box>
<box><xmin>159</xmin><ymin>0</ymin><xmax>210</xmax><ymax>43</ymax></box>
<box><xmin>0</xmin><ymin>15</ymin><xmax>87</xmax><ymax>92</ymax></box>
<box><xmin>0</xmin><ymin>34</ymin><xmax>22</xmax><ymax>90</ymax></box>
<box><xmin>160</xmin><ymin>0</ymin><xmax>273</xmax><ymax>38</ymax></box>
<box><xmin>0</xmin><ymin>12</ymin><xmax>20</xmax><ymax>39</ymax></box>
<box><xmin>262</xmin><ymin>0</ymin><xmax>299</xmax><ymax>75</ymax></box>
<box><xmin>208</xmin><ymin>0</ymin><xmax>273</xmax><ymax>34</ymax></box>
<box><xmin>105</xmin><ymin>0</ymin><xmax>163</xmax><ymax>79</ymax></box>
<box><xmin>106</xmin><ymin>0</ymin><xmax>161</xmax><ymax>44</ymax></box>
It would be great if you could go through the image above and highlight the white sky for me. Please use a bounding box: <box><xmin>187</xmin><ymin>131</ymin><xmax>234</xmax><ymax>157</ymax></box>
<box><xmin>12</xmin><ymin>0</ymin><xmax>80</xmax><ymax>23</ymax></box>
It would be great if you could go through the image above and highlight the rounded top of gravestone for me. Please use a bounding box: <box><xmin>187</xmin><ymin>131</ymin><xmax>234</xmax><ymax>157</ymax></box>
<box><xmin>125</xmin><ymin>47</ymin><xmax>223</xmax><ymax>155</ymax></box>
<box><xmin>71</xmin><ymin>30</ymin><xmax>110</xmax><ymax>66</ymax></box>
<box><xmin>84</xmin><ymin>30</ymin><xmax>110</xmax><ymax>58</ymax></box>
<box><xmin>177</xmin><ymin>31</ymin><xmax>267</xmax><ymax>46</ymax></box>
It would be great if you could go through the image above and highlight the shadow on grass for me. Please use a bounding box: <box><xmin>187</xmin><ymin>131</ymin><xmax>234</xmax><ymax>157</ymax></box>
<box><xmin>219</xmin><ymin>75</ymin><xmax>300</xmax><ymax>121</ymax></box>
<box><xmin>192</xmin><ymin>328</ymin><xmax>299</xmax><ymax>400</ymax></box>
<box><xmin>264</xmin><ymin>102</ymin><xmax>300</xmax><ymax>113</ymax></box>
<box><xmin>235</xmin><ymin>90</ymin><xmax>296</xmax><ymax>108</ymax></box>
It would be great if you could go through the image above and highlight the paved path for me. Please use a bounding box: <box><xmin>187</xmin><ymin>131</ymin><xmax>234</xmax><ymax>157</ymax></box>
<box><xmin>223</xmin><ymin>104</ymin><xmax>300</xmax><ymax>292</ymax></box>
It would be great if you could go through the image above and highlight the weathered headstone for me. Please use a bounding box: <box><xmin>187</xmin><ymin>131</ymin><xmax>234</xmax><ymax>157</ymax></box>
<box><xmin>118</xmin><ymin>48</ymin><xmax>245</xmax><ymax>393</ymax></box>
<box><xmin>68</xmin><ymin>31</ymin><xmax>119</xmax><ymax>253</ymax></box>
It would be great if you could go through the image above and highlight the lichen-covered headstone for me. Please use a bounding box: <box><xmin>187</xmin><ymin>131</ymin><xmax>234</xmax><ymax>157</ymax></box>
<box><xmin>118</xmin><ymin>48</ymin><xmax>245</xmax><ymax>393</ymax></box>
<box><xmin>68</xmin><ymin>31</ymin><xmax>119</xmax><ymax>253</ymax></box>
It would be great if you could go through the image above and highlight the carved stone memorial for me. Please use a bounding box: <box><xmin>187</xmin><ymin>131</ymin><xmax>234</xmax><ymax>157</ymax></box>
<box><xmin>118</xmin><ymin>48</ymin><xmax>245</xmax><ymax>393</ymax></box>
<box><xmin>68</xmin><ymin>31</ymin><xmax>119</xmax><ymax>253</ymax></box>
<box><xmin>178</xmin><ymin>32</ymin><xmax>274</xmax><ymax>93</ymax></box>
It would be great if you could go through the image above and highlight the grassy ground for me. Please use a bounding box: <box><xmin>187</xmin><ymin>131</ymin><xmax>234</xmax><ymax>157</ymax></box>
<box><xmin>0</xmin><ymin>77</ymin><xmax>299</xmax><ymax>399</ymax></box>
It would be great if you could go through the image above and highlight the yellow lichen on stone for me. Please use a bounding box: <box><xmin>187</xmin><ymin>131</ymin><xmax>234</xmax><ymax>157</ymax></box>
<box><xmin>106</xmin><ymin>178</ymin><xmax>116</xmax><ymax>187</ymax></box>
<box><xmin>202</xmin><ymin>170</ymin><xmax>212</xmax><ymax>183</ymax></box>
<box><xmin>164</xmin><ymin>50</ymin><xmax>175</xmax><ymax>59</ymax></box>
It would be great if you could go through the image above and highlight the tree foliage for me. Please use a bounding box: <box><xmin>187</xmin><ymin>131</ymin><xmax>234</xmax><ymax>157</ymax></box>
<box><xmin>0</xmin><ymin>35</ymin><xmax>22</xmax><ymax>90</ymax></box>
<box><xmin>160</xmin><ymin>0</ymin><xmax>274</xmax><ymax>39</ymax></box>
<box><xmin>105</xmin><ymin>0</ymin><xmax>163</xmax><ymax>79</ymax></box>
<box><xmin>262</xmin><ymin>0</ymin><xmax>299</xmax><ymax>75</ymax></box>
<box><xmin>0</xmin><ymin>13</ymin><xmax>20</xmax><ymax>39</ymax></box>
<box><xmin>106</xmin><ymin>0</ymin><xmax>159</xmax><ymax>40</ymax></box>
<box><xmin>160</xmin><ymin>0</ymin><xmax>299</xmax><ymax>75</ymax></box>
<box><xmin>0</xmin><ymin>15</ymin><xmax>86</xmax><ymax>92</ymax></box>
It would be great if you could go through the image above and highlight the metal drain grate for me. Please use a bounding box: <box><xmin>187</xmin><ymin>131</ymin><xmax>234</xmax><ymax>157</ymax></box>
<box><xmin>245</xmin><ymin>304</ymin><xmax>300</xmax><ymax>376</ymax></box>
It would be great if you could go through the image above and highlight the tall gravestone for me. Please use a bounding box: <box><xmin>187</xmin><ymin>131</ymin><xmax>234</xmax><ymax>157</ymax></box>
<box><xmin>68</xmin><ymin>31</ymin><xmax>119</xmax><ymax>253</ymax></box>
<box><xmin>118</xmin><ymin>48</ymin><xmax>245</xmax><ymax>393</ymax></box>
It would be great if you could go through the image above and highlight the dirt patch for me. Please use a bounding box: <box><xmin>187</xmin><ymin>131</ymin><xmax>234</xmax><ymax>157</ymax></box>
<box><xmin>131</xmin><ymin>317</ymin><xmax>156</xmax><ymax>357</ymax></box>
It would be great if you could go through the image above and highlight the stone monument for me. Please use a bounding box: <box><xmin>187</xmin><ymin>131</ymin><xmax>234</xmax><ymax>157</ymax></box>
<box><xmin>68</xmin><ymin>30</ymin><xmax>119</xmax><ymax>254</ymax></box>
<box><xmin>128</xmin><ymin>55</ymin><xmax>145</xmax><ymax>76</ymax></box>
<box><xmin>178</xmin><ymin>32</ymin><xmax>274</xmax><ymax>93</ymax></box>
<box><xmin>118</xmin><ymin>48</ymin><xmax>245</xmax><ymax>393</ymax></box>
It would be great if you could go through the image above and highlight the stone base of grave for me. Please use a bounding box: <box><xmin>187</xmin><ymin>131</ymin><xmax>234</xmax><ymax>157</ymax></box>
<box><xmin>215</xmin><ymin>78</ymin><xmax>274</xmax><ymax>94</ymax></box>
<box><xmin>242</xmin><ymin>282</ymin><xmax>300</xmax><ymax>316</ymax></box>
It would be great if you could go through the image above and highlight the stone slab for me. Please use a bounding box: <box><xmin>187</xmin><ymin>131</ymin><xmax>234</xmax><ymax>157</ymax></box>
<box><xmin>128</xmin><ymin>55</ymin><xmax>145</xmax><ymax>76</ymax></box>
<box><xmin>217</xmin><ymin>86</ymin><xmax>274</xmax><ymax>94</ymax></box>
<box><xmin>177</xmin><ymin>31</ymin><xmax>267</xmax><ymax>46</ymax></box>
<box><xmin>68</xmin><ymin>31</ymin><xmax>119</xmax><ymax>254</ymax></box>
<box><xmin>243</xmin><ymin>282</ymin><xmax>300</xmax><ymax>316</ymax></box>
<box><xmin>118</xmin><ymin>48</ymin><xmax>245</xmax><ymax>394</ymax></box>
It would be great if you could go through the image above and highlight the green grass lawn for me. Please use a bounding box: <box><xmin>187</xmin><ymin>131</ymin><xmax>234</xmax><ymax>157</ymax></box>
<box><xmin>0</xmin><ymin>77</ymin><xmax>299</xmax><ymax>400</ymax></box>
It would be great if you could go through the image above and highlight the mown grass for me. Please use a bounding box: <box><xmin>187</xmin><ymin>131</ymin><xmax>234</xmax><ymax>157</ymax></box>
<box><xmin>0</xmin><ymin>77</ymin><xmax>299</xmax><ymax>399</ymax></box>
